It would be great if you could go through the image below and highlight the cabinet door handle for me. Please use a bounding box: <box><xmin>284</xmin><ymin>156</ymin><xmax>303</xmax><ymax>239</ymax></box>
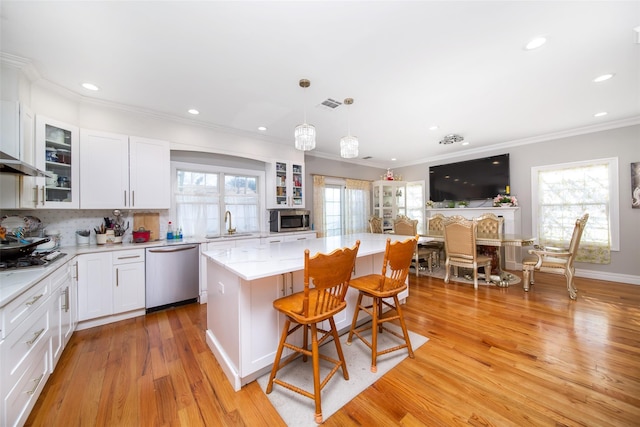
<box><xmin>281</xmin><ymin>274</ymin><xmax>286</xmax><ymax>296</ymax></box>
<box><xmin>116</xmin><ymin>255</ymin><xmax>141</xmax><ymax>260</ymax></box>
<box><xmin>116</xmin><ymin>268</ymin><xmax>119</xmax><ymax>286</ymax></box>
<box><xmin>26</xmin><ymin>374</ymin><xmax>45</xmax><ymax>395</ymax></box>
<box><xmin>62</xmin><ymin>287</ymin><xmax>70</xmax><ymax>312</ymax></box>
<box><xmin>26</xmin><ymin>328</ymin><xmax>45</xmax><ymax>345</ymax></box>
<box><xmin>40</xmin><ymin>186</ymin><xmax>45</xmax><ymax>206</ymax></box>
<box><xmin>289</xmin><ymin>272</ymin><xmax>294</xmax><ymax>294</ymax></box>
<box><xmin>124</xmin><ymin>190</ymin><xmax>127</xmax><ymax>206</ymax></box>
<box><xmin>25</xmin><ymin>294</ymin><xmax>44</xmax><ymax>306</ymax></box>
<box><xmin>132</xmin><ymin>190</ymin><xmax>135</xmax><ymax>207</ymax></box>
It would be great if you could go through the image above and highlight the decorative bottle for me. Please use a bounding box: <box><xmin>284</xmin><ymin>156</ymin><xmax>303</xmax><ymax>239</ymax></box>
<box><xmin>166</xmin><ymin>221</ymin><xmax>174</xmax><ymax>240</ymax></box>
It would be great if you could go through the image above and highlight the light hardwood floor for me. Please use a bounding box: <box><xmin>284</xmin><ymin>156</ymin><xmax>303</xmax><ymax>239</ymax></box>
<box><xmin>26</xmin><ymin>272</ymin><xmax>640</xmax><ymax>426</ymax></box>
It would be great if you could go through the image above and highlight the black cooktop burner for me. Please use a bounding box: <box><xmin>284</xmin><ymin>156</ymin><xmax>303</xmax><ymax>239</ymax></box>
<box><xmin>0</xmin><ymin>251</ymin><xmax>66</xmax><ymax>271</ymax></box>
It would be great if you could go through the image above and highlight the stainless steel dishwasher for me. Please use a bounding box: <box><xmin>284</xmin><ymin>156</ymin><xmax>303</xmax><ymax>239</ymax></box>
<box><xmin>145</xmin><ymin>244</ymin><xmax>199</xmax><ymax>312</ymax></box>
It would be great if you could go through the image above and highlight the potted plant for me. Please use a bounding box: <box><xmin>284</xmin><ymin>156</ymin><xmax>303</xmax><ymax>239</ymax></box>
<box><xmin>493</xmin><ymin>194</ymin><xmax>518</xmax><ymax>207</ymax></box>
<box><xmin>457</xmin><ymin>201</ymin><xmax>469</xmax><ymax>208</ymax></box>
<box><xmin>426</xmin><ymin>200</ymin><xmax>434</xmax><ymax>209</ymax></box>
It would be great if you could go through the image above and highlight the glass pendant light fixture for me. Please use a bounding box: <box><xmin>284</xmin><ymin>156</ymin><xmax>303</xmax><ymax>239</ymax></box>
<box><xmin>340</xmin><ymin>98</ymin><xmax>358</xmax><ymax>158</ymax></box>
<box><xmin>294</xmin><ymin>79</ymin><xmax>316</xmax><ymax>151</ymax></box>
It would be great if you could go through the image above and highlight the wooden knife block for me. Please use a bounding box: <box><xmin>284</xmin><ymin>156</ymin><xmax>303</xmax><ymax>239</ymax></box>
<box><xmin>133</xmin><ymin>213</ymin><xmax>160</xmax><ymax>241</ymax></box>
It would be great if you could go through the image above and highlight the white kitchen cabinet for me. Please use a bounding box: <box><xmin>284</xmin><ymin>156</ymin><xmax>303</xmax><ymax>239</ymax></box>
<box><xmin>77</xmin><ymin>252</ymin><xmax>113</xmax><ymax>321</ymax></box>
<box><xmin>77</xmin><ymin>249</ymin><xmax>146</xmax><ymax>327</ymax></box>
<box><xmin>20</xmin><ymin>115</ymin><xmax>79</xmax><ymax>209</ymax></box>
<box><xmin>0</xmin><ymin>102</ymin><xmax>33</xmax><ymax>209</ymax></box>
<box><xmin>49</xmin><ymin>259</ymin><xmax>75</xmax><ymax>371</ymax></box>
<box><xmin>0</xmin><ymin>276</ymin><xmax>51</xmax><ymax>427</ymax></box>
<box><xmin>112</xmin><ymin>249</ymin><xmax>146</xmax><ymax>313</ymax></box>
<box><xmin>266</xmin><ymin>161</ymin><xmax>305</xmax><ymax>208</ymax></box>
<box><xmin>372</xmin><ymin>180</ymin><xmax>407</xmax><ymax>232</ymax></box>
<box><xmin>80</xmin><ymin>129</ymin><xmax>170</xmax><ymax>209</ymax></box>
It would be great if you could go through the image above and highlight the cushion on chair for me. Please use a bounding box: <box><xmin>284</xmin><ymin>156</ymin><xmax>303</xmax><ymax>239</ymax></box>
<box><xmin>522</xmin><ymin>255</ymin><xmax>568</xmax><ymax>269</ymax></box>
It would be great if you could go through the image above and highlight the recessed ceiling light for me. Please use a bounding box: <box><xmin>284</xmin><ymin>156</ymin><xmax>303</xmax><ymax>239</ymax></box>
<box><xmin>391</xmin><ymin>158</ymin><xmax>397</xmax><ymax>161</ymax></box>
<box><xmin>428</xmin><ymin>125</ymin><xmax>439</xmax><ymax>131</ymax></box>
<box><xmin>524</xmin><ymin>37</ymin><xmax>547</xmax><ymax>50</ymax></box>
<box><xmin>594</xmin><ymin>111</ymin><xmax>608</xmax><ymax>117</ymax></box>
<box><xmin>593</xmin><ymin>74</ymin><xmax>614</xmax><ymax>83</ymax></box>
<box><xmin>82</xmin><ymin>83</ymin><xmax>99</xmax><ymax>91</ymax></box>
<box><xmin>188</xmin><ymin>109</ymin><xmax>199</xmax><ymax>115</ymax></box>
<box><xmin>258</xmin><ymin>126</ymin><xmax>267</xmax><ymax>131</ymax></box>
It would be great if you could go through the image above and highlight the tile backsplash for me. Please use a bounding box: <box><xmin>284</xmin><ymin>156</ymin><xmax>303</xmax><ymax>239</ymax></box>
<box><xmin>0</xmin><ymin>209</ymin><xmax>170</xmax><ymax>247</ymax></box>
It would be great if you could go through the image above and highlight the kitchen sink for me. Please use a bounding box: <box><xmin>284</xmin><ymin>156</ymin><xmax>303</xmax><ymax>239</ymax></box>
<box><xmin>206</xmin><ymin>233</ymin><xmax>256</xmax><ymax>239</ymax></box>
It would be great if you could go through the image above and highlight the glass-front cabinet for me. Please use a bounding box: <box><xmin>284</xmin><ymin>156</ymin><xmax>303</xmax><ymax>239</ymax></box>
<box><xmin>21</xmin><ymin>116</ymin><xmax>79</xmax><ymax>209</ymax></box>
<box><xmin>267</xmin><ymin>161</ymin><xmax>304</xmax><ymax>209</ymax></box>
<box><xmin>372</xmin><ymin>180</ymin><xmax>406</xmax><ymax>232</ymax></box>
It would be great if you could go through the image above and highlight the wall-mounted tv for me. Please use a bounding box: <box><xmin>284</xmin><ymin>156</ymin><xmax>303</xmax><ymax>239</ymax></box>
<box><xmin>429</xmin><ymin>153</ymin><xmax>510</xmax><ymax>202</ymax></box>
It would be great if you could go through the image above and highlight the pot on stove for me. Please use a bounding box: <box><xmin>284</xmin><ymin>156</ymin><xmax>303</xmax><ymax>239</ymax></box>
<box><xmin>0</xmin><ymin>238</ymin><xmax>50</xmax><ymax>261</ymax></box>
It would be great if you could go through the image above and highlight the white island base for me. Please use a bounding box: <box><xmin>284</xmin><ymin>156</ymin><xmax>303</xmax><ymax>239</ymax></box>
<box><xmin>203</xmin><ymin>233</ymin><xmax>414</xmax><ymax>391</ymax></box>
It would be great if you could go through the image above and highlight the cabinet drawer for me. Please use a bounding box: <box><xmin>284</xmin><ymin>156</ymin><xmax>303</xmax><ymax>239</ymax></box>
<box><xmin>1</xmin><ymin>277</ymin><xmax>50</xmax><ymax>339</ymax></box>
<box><xmin>112</xmin><ymin>249</ymin><xmax>145</xmax><ymax>265</ymax></box>
<box><xmin>48</xmin><ymin>260</ymin><xmax>70</xmax><ymax>293</ymax></box>
<box><xmin>2</xmin><ymin>343</ymin><xmax>49</xmax><ymax>427</ymax></box>
<box><xmin>3</xmin><ymin>301</ymin><xmax>50</xmax><ymax>387</ymax></box>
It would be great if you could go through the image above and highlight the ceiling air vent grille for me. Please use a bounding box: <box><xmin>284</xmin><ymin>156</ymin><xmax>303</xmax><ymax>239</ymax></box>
<box><xmin>317</xmin><ymin>98</ymin><xmax>342</xmax><ymax>110</ymax></box>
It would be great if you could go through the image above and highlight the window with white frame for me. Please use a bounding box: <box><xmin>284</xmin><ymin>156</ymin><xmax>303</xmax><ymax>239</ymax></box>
<box><xmin>173</xmin><ymin>163</ymin><xmax>263</xmax><ymax>238</ymax></box>
<box><xmin>406</xmin><ymin>181</ymin><xmax>425</xmax><ymax>234</ymax></box>
<box><xmin>531</xmin><ymin>157</ymin><xmax>618</xmax><ymax>264</ymax></box>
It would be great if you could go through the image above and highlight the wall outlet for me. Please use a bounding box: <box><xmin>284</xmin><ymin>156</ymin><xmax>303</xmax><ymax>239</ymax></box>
<box><xmin>218</xmin><ymin>282</ymin><xmax>224</xmax><ymax>295</ymax></box>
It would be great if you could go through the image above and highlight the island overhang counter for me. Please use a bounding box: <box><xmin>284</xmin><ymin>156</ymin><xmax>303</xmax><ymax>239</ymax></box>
<box><xmin>202</xmin><ymin>232</ymin><xmax>424</xmax><ymax>390</ymax></box>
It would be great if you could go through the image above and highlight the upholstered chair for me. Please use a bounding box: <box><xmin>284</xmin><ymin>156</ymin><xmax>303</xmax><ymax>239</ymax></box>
<box><xmin>522</xmin><ymin>213</ymin><xmax>589</xmax><ymax>300</ymax></box>
<box><xmin>443</xmin><ymin>216</ymin><xmax>492</xmax><ymax>289</ymax></box>
<box><xmin>393</xmin><ymin>216</ymin><xmax>435</xmax><ymax>275</ymax></box>
<box><xmin>369</xmin><ymin>216</ymin><xmax>383</xmax><ymax>233</ymax></box>
<box><xmin>474</xmin><ymin>213</ymin><xmax>505</xmax><ymax>273</ymax></box>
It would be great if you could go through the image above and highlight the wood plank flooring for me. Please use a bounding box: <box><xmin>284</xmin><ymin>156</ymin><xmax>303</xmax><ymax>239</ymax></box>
<box><xmin>26</xmin><ymin>272</ymin><xmax>640</xmax><ymax>426</ymax></box>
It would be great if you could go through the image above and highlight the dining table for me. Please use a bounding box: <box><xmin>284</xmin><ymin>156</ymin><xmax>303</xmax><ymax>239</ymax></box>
<box><xmin>419</xmin><ymin>231</ymin><xmax>536</xmax><ymax>286</ymax></box>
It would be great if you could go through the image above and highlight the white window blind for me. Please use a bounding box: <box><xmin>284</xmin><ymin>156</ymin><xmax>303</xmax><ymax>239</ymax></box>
<box><xmin>531</xmin><ymin>158</ymin><xmax>619</xmax><ymax>264</ymax></box>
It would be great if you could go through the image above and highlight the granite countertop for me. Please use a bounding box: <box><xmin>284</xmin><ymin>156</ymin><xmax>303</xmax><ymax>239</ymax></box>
<box><xmin>203</xmin><ymin>233</ymin><xmax>428</xmax><ymax>281</ymax></box>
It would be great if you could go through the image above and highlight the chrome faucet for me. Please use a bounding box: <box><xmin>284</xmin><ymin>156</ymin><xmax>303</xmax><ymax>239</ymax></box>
<box><xmin>225</xmin><ymin>210</ymin><xmax>236</xmax><ymax>235</ymax></box>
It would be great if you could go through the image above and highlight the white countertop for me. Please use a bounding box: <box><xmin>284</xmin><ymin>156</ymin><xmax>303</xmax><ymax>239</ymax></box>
<box><xmin>203</xmin><ymin>233</ymin><xmax>429</xmax><ymax>281</ymax></box>
<box><xmin>0</xmin><ymin>231</ymin><xmax>315</xmax><ymax>308</ymax></box>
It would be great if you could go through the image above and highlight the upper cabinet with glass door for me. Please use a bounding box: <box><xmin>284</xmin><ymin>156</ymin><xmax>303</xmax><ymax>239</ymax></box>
<box><xmin>21</xmin><ymin>116</ymin><xmax>79</xmax><ymax>209</ymax></box>
<box><xmin>266</xmin><ymin>161</ymin><xmax>304</xmax><ymax>209</ymax></box>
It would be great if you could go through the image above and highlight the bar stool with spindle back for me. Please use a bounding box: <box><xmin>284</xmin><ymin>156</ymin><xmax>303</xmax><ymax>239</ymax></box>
<box><xmin>266</xmin><ymin>240</ymin><xmax>360</xmax><ymax>424</ymax></box>
<box><xmin>346</xmin><ymin>236</ymin><xmax>417</xmax><ymax>373</ymax></box>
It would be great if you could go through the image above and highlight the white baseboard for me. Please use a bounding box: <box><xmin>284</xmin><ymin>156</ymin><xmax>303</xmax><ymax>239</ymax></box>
<box><xmin>575</xmin><ymin>269</ymin><xmax>640</xmax><ymax>286</ymax></box>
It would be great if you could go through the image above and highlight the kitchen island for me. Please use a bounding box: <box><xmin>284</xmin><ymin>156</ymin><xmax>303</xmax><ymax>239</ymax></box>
<box><xmin>202</xmin><ymin>232</ymin><xmax>423</xmax><ymax>390</ymax></box>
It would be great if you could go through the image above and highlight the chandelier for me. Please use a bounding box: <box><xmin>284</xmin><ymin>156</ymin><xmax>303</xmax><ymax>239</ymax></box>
<box><xmin>294</xmin><ymin>79</ymin><xmax>316</xmax><ymax>151</ymax></box>
<box><xmin>340</xmin><ymin>98</ymin><xmax>358</xmax><ymax>158</ymax></box>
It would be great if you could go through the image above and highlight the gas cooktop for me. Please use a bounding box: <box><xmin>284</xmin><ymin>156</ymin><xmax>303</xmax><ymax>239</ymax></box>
<box><xmin>0</xmin><ymin>251</ymin><xmax>67</xmax><ymax>271</ymax></box>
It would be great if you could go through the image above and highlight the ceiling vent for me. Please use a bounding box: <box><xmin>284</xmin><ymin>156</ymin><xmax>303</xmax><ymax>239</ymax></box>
<box><xmin>439</xmin><ymin>134</ymin><xmax>464</xmax><ymax>145</ymax></box>
<box><xmin>317</xmin><ymin>98</ymin><xmax>342</xmax><ymax>110</ymax></box>
<box><xmin>362</xmin><ymin>156</ymin><xmax>373</xmax><ymax>160</ymax></box>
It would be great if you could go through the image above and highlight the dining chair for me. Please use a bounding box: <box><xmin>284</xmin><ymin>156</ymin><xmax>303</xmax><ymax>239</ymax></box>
<box><xmin>443</xmin><ymin>216</ymin><xmax>492</xmax><ymax>289</ymax></box>
<box><xmin>266</xmin><ymin>240</ymin><xmax>360</xmax><ymax>424</ymax></box>
<box><xmin>422</xmin><ymin>213</ymin><xmax>446</xmax><ymax>271</ymax></box>
<box><xmin>474</xmin><ymin>213</ymin><xmax>504</xmax><ymax>273</ymax></box>
<box><xmin>393</xmin><ymin>215</ymin><xmax>435</xmax><ymax>275</ymax></box>
<box><xmin>369</xmin><ymin>216</ymin><xmax>383</xmax><ymax>233</ymax></box>
<box><xmin>346</xmin><ymin>236</ymin><xmax>417</xmax><ymax>373</ymax></box>
<box><xmin>522</xmin><ymin>213</ymin><xmax>589</xmax><ymax>300</ymax></box>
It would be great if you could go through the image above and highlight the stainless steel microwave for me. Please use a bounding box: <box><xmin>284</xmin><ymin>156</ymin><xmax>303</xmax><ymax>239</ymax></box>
<box><xmin>269</xmin><ymin>209</ymin><xmax>310</xmax><ymax>232</ymax></box>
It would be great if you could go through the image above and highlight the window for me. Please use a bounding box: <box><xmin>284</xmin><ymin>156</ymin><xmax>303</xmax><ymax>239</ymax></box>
<box><xmin>172</xmin><ymin>162</ymin><xmax>263</xmax><ymax>237</ymax></box>
<box><xmin>314</xmin><ymin>176</ymin><xmax>371</xmax><ymax>237</ymax></box>
<box><xmin>531</xmin><ymin>158</ymin><xmax>618</xmax><ymax>263</ymax></box>
<box><xmin>406</xmin><ymin>181</ymin><xmax>425</xmax><ymax>234</ymax></box>
<box><xmin>324</xmin><ymin>185</ymin><xmax>342</xmax><ymax>236</ymax></box>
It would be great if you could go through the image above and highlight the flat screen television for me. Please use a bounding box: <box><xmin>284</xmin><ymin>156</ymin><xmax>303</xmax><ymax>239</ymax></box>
<box><xmin>429</xmin><ymin>153</ymin><xmax>510</xmax><ymax>202</ymax></box>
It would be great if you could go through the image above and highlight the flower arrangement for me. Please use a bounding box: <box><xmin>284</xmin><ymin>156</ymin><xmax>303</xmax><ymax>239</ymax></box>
<box><xmin>426</xmin><ymin>200</ymin><xmax>434</xmax><ymax>208</ymax></box>
<box><xmin>493</xmin><ymin>194</ymin><xmax>518</xmax><ymax>206</ymax></box>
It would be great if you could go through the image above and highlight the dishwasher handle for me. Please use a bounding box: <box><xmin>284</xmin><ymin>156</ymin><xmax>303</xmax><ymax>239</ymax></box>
<box><xmin>147</xmin><ymin>245</ymin><xmax>198</xmax><ymax>254</ymax></box>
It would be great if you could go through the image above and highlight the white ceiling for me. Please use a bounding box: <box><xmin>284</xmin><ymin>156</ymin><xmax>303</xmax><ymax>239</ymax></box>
<box><xmin>1</xmin><ymin>1</ymin><xmax>639</xmax><ymax>167</ymax></box>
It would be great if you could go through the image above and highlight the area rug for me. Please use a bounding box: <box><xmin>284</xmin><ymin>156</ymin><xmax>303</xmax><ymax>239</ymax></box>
<box><xmin>256</xmin><ymin>323</ymin><xmax>428</xmax><ymax>426</ymax></box>
<box><xmin>416</xmin><ymin>265</ymin><xmax>522</xmax><ymax>287</ymax></box>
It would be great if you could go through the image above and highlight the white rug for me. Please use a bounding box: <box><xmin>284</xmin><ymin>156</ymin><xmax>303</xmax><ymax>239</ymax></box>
<box><xmin>257</xmin><ymin>323</ymin><xmax>428</xmax><ymax>426</ymax></box>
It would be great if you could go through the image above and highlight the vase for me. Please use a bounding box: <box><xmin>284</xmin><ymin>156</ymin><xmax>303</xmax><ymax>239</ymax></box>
<box><xmin>500</xmin><ymin>203</ymin><xmax>512</xmax><ymax>207</ymax></box>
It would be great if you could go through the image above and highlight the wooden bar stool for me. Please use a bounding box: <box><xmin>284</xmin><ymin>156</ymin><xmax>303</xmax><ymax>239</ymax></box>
<box><xmin>266</xmin><ymin>240</ymin><xmax>360</xmax><ymax>424</ymax></box>
<box><xmin>346</xmin><ymin>236</ymin><xmax>417</xmax><ymax>373</ymax></box>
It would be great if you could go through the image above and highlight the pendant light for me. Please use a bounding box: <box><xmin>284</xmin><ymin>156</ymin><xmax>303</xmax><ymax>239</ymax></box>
<box><xmin>340</xmin><ymin>98</ymin><xmax>358</xmax><ymax>158</ymax></box>
<box><xmin>294</xmin><ymin>79</ymin><xmax>316</xmax><ymax>151</ymax></box>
